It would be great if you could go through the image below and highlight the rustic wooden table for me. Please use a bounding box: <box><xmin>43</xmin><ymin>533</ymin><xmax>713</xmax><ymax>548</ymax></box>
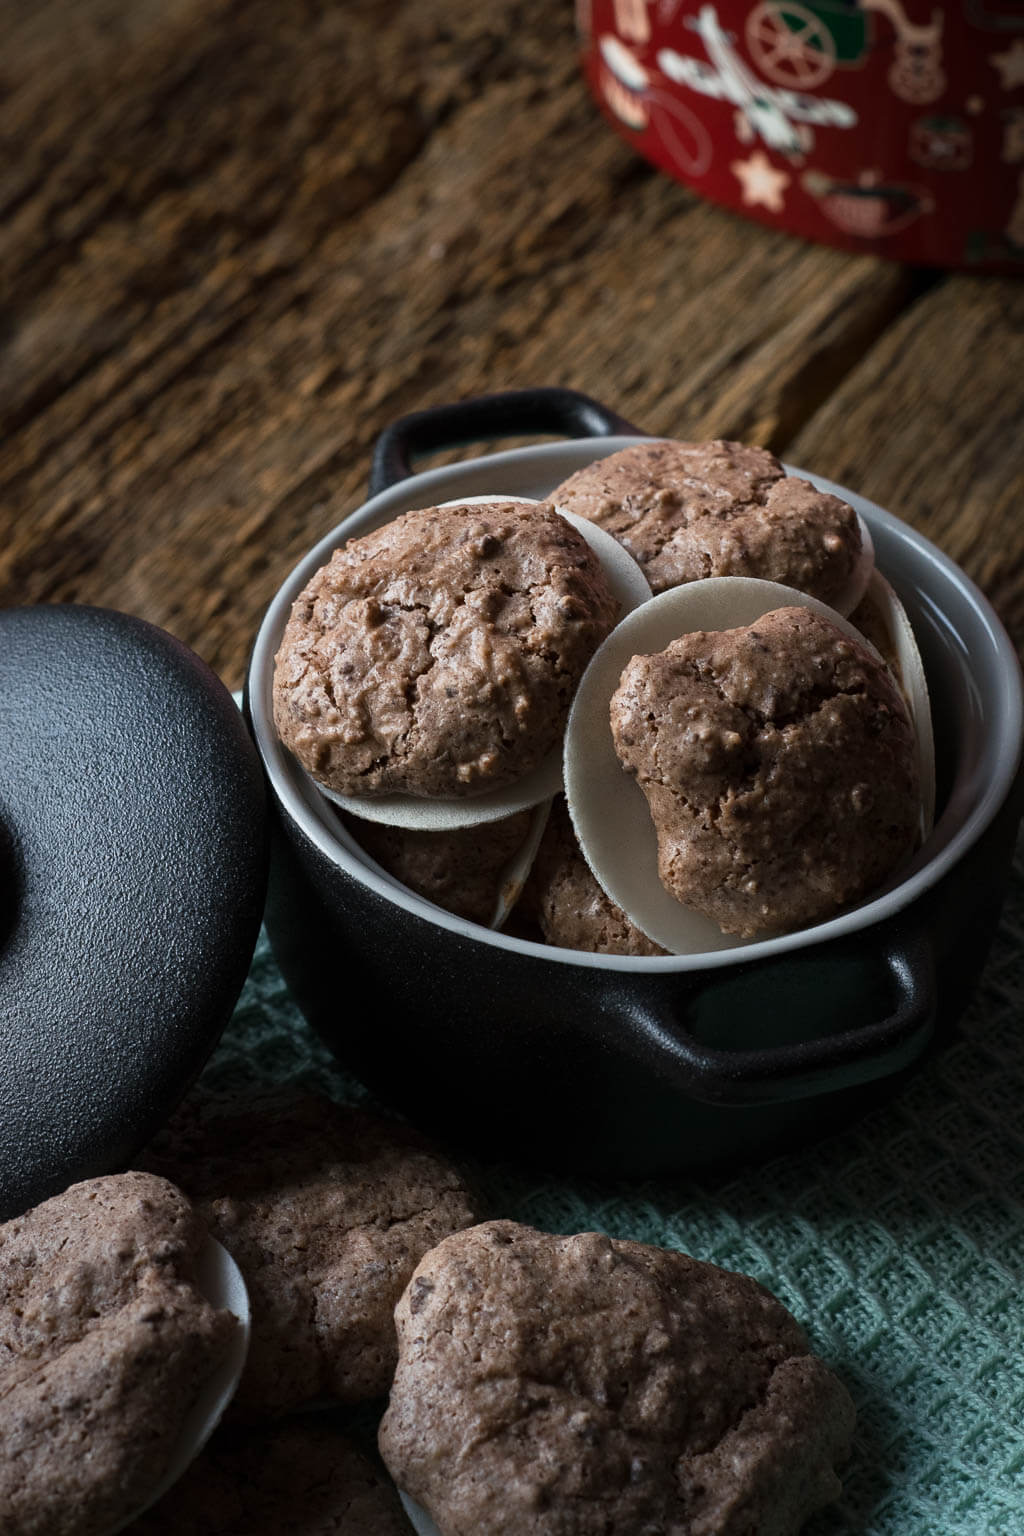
<box><xmin>2</xmin><ymin>0</ymin><xmax>1022</xmax><ymax>690</ymax></box>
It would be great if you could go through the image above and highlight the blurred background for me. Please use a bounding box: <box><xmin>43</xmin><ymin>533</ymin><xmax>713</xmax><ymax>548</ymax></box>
<box><xmin>1</xmin><ymin>0</ymin><xmax>1020</xmax><ymax>689</ymax></box>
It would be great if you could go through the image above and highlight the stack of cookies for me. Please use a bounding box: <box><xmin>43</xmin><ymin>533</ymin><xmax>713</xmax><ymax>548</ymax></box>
<box><xmin>1</xmin><ymin>1094</ymin><xmax>483</xmax><ymax>1535</ymax></box>
<box><xmin>272</xmin><ymin>438</ymin><xmax>932</xmax><ymax>956</ymax></box>
<box><xmin>0</xmin><ymin>1103</ymin><xmax>856</xmax><ymax>1535</ymax></box>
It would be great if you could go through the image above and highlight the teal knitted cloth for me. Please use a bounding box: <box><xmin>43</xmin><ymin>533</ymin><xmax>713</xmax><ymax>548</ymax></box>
<box><xmin>197</xmin><ymin>830</ymin><xmax>1024</xmax><ymax>1535</ymax></box>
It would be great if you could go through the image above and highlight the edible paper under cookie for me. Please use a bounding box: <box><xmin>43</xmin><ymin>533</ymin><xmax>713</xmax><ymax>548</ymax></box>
<box><xmin>318</xmin><ymin>507</ymin><xmax>651</xmax><ymax>831</ymax></box>
<box><xmin>563</xmin><ymin>575</ymin><xmax>934</xmax><ymax>956</ymax></box>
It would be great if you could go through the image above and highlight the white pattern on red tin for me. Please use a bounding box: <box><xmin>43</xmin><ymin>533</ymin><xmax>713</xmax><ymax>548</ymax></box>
<box><xmin>991</xmin><ymin>39</ymin><xmax>1024</xmax><ymax>90</ymax></box>
<box><xmin>801</xmin><ymin>168</ymin><xmax>934</xmax><ymax>237</ymax></box>
<box><xmin>598</xmin><ymin>34</ymin><xmax>715</xmax><ymax>173</ymax></box>
<box><xmin>745</xmin><ymin>0</ymin><xmax>838</xmax><ymax>91</ymax></box>
<box><xmin>909</xmin><ymin>116</ymin><xmax>973</xmax><ymax>172</ymax></box>
<box><xmin>657</xmin><ymin>5</ymin><xmax>857</xmax><ymax>160</ymax></box>
<box><xmin>863</xmin><ymin>0</ymin><xmax>945</xmax><ymax>104</ymax></box>
<box><xmin>612</xmin><ymin>0</ymin><xmax>653</xmax><ymax>42</ymax></box>
<box><xmin>731</xmin><ymin>148</ymin><xmax>792</xmax><ymax>209</ymax></box>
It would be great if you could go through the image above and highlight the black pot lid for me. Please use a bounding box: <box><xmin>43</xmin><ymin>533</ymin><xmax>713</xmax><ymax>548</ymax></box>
<box><xmin>0</xmin><ymin>605</ymin><xmax>268</xmax><ymax>1218</ymax></box>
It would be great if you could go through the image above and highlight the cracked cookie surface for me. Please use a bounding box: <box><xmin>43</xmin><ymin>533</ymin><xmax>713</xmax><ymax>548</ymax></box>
<box><xmin>142</xmin><ymin>1094</ymin><xmax>478</xmax><ymax>1417</ymax></box>
<box><xmin>550</xmin><ymin>440</ymin><xmax>862</xmax><ymax>602</ymax></box>
<box><xmin>610</xmin><ymin>606</ymin><xmax>920</xmax><ymax>937</ymax></box>
<box><xmin>0</xmin><ymin>1173</ymin><xmax>237</xmax><ymax>1536</ymax></box>
<box><xmin>378</xmin><ymin>1220</ymin><xmax>855</xmax><ymax>1536</ymax></box>
<box><xmin>273</xmin><ymin>502</ymin><xmax>619</xmax><ymax>797</ymax></box>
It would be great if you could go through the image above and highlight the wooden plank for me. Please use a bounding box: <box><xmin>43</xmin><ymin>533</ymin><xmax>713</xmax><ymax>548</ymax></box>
<box><xmin>789</xmin><ymin>278</ymin><xmax>1024</xmax><ymax>651</ymax></box>
<box><xmin>1</xmin><ymin>0</ymin><xmax>915</xmax><ymax>684</ymax></box>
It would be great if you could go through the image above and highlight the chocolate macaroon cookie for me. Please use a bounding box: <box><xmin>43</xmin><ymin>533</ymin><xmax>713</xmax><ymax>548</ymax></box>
<box><xmin>610</xmin><ymin>605</ymin><xmax>920</xmax><ymax>937</ymax></box>
<box><xmin>126</xmin><ymin>1418</ymin><xmax>408</xmax><ymax>1536</ymax></box>
<box><xmin>550</xmin><ymin>439</ymin><xmax>865</xmax><ymax>606</ymax></box>
<box><xmin>379</xmin><ymin>1220</ymin><xmax>856</xmax><ymax>1536</ymax></box>
<box><xmin>522</xmin><ymin>796</ymin><xmax>666</xmax><ymax>955</ymax></box>
<box><xmin>344</xmin><ymin>808</ymin><xmax>534</xmax><ymax>926</ymax></box>
<box><xmin>143</xmin><ymin>1094</ymin><xmax>479</xmax><ymax>1417</ymax></box>
<box><xmin>273</xmin><ymin>501</ymin><xmax>619</xmax><ymax>798</ymax></box>
<box><xmin>0</xmin><ymin>1173</ymin><xmax>239</xmax><ymax>1536</ymax></box>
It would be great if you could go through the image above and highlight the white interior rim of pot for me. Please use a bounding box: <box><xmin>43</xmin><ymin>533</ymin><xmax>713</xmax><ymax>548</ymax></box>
<box><xmin>249</xmin><ymin>438</ymin><xmax>1024</xmax><ymax>973</ymax></box>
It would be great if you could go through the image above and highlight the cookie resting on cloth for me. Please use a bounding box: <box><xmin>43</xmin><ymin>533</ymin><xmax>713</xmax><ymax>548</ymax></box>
<box><xmin>0</xmin><ymin>1173</ymin><xmax>238</xmax><ymax>1536</ymax></box>
<box><xmin>610</xmin><ymin>606</ymin><xmax>921</xmax><ymax>937</ymax></box>
<box><xmin>124</xmin><ymin>1416</ymin><xmax>408</xmax><ymax>1535</ymax></box>
<box><xmin>378</xmin><ymin>1220</ymin><xmax>855</xmax><ymax>1536</ymax></box>
<box><xmin>549</xmin><ymin>440</ymin><xmax>864</xmax><ymax>605</ymax></box>
<box><xmin>273</xmin><ymin>501</ymin><xmax>620</xmax><ymax>798</ymax></box>
<box><xmin>141</xmin><ymin>1094</ymin><xmax>479</xmax><ymax>1416</ymax></box>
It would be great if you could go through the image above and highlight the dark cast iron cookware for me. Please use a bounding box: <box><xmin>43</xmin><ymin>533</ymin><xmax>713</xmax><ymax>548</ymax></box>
<box><xmin>1</xmin><ymin>606</ymin><xmax>267</xmax><ymax>1218</ymax></box>
<box><xmin>248</xmin><ymin>389</ymin><xmax>1024</xmax><ymax>1174</ymax></box>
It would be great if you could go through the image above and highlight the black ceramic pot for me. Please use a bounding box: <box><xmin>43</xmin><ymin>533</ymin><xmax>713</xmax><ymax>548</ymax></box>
<box><xmin>248</xmin><ymin>389</ymin><xmax>1024</xmax><ymax>1174</ymax></box>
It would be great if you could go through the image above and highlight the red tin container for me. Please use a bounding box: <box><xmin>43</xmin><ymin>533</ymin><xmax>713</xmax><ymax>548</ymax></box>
<box><xmin>578</xmin><ymin>0</ymin><xmax>1024</xmax><ymax>269</ymax></box>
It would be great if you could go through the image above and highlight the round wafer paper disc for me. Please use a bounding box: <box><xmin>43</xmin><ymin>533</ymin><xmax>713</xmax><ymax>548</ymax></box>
<box><xmin>853</xmin><ymin>569</ymin><xmax>935</xmax><ymax>838</ymax></box>
<box><xmin>398</xmin><ymin>1491</ymin><xmax>442</xmax><ymax>1535</ymax></box>
<box><xmin>833</xmin><ymin>513</ymin><xmax>875</xmax><ymax>617</ymax></box>
<box><xmin>107</xmin><ymin>1238</ymin><xmax>251</xmax><ymax>1533</ymax></box>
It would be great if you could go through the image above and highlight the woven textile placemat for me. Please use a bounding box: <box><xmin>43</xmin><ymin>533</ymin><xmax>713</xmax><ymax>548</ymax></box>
<box><xmin>191</xmin><ymin>829</ymin><xmax>1024</xmax><ymax>1535</ymax></box>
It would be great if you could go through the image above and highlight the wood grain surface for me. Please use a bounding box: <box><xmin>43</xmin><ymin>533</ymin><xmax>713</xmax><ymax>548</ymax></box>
<box><xmin>2</xmin><ymin>0</ymin><xmax>1022</xmax><ymax>687</ymax></box>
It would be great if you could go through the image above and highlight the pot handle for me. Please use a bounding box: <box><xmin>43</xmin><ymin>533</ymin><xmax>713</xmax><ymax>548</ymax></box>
<box><xmin>628</xmin><ymin>922</ymin><xmax>936</xmax><ymax>1107</ymax></box>
<box><xmin>368</xmin><ymin>388</ymin><xmax>642</xmax><ymax>496</ymax></box>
